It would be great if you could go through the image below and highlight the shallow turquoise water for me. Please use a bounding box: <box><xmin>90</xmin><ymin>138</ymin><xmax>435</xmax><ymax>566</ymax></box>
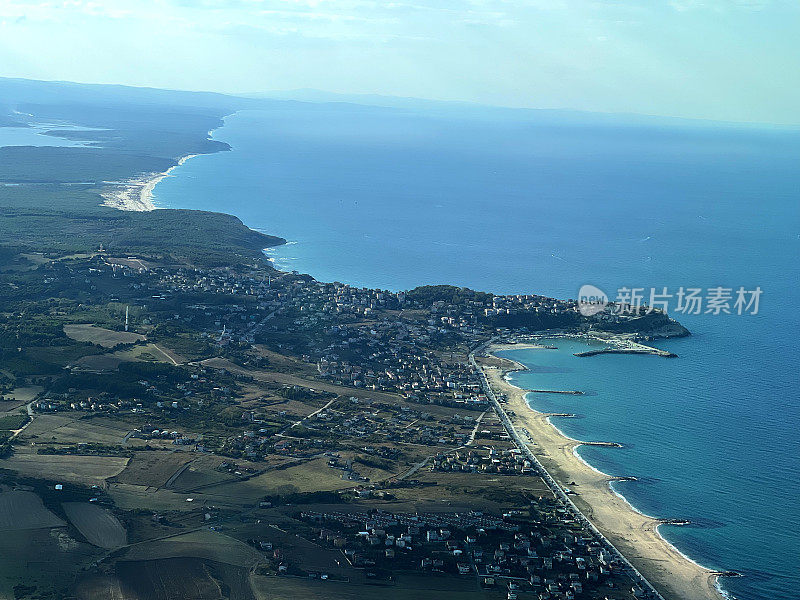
<box><xmin>152</xmin><ymin>103</ymin><xmax>800</xmax><ymax>599</ymax></box>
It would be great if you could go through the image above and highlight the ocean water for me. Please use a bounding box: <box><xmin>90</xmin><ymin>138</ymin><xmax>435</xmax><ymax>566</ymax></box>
<box><xmin>152</xmin><ymin>103</ymin><xmax>800</xmax><ymax>600</ymax></box>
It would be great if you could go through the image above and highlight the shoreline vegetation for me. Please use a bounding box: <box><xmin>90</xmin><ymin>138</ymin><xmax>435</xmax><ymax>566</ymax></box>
<box><xmin>481</xmin><ymin>340</ymin><xmax>728</xmax><ymax>600</ymax></box>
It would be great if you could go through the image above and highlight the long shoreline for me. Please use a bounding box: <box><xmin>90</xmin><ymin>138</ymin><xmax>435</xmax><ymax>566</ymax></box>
<box><xmin>100</xmin><ymin>112</ymin><xmax>238</xmax><ymax>212</ymax></box>
<box><xmin>94</xmin><ymin>113</ymin><xmax>728</xmax><ymax>599</ymax></box>
<box><xmin>482</xmin><ymin>342</ymin><xmax>729</xmax><ymax>600</ymax></box>
<box><xmin>100</xmin><ymin>153</ymin><xmax>199</xmax><ymax>212</ymax></box>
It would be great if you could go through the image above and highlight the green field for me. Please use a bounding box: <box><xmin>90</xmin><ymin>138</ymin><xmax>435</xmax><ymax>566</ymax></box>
<box><xmin>200</xmin><ymin>458</ymin><xmax>354</xmax><ymax>505</ymax></box>
<box><xmin>121</xmin><ymin>530</ymin><xmax>263</xmax><ymax>567</ymax></box>
<box><xmin>0</xmin><ymin>414</ymin><xmax>29</xmax><ymax>431</ymax></box>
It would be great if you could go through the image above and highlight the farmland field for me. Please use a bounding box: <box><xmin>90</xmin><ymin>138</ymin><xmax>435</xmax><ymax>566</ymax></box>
<box><xmin>0</xmin><ymin>528</ymin><xmax>99</xmax><ymax>599</ymax></box>
<box><xmin>75</xmin><ymin>558</ymin><xmax>256</xmax><ymax>600</ymax></box>
<box><xmin>45</xmin><ymin>417</ymin><xmax>132</xmax><ymax>445</ymax></box>
<box><xmin>0</xmin><ymin>385</ymin><xmax>42</xmax><ymax>412</ymax></box>
<box><xmin>18</xmin><ymin>412</ymin><xmax>81</xmax><ymax>438</ymax></box>
<box><xmin>71</xmin><ymin>353</ymin><xmax>124</xmax><ymax>371</ymax></box>
<box><xmin>63</xmin><ymin>502</ymin><xmax>127</xmax><ymax>548</ymax></box>
<box><xmin>200</xmin><ymin>457</ymin><xmax>352</xmax><ymax>504</ymax></box>
<box><xmin>121</xmin><ymin>530</ymin><xmax>263</xmax><ymax>567</ymax></box>
<box><xmin>114</xmin><ymin>451</ymin><xmax>195</xmax><ymax>488</ymax></box>
<box><xmin>168</xmin><ymin>454</ymin><xmax>239</xmax><ymax>492</ymax></box>
<box><xmin>116</xmin><ymin>559</ymin><xmax>223</xmax><ymax>600</ymax></box>
<box><xmin>64</xmin><ymin>324</ymin><xmax>145</xmax><ymax>347</ymax></box>
<box><xmin>383</xmin><ymin>470</ymin><xmax>552</xmax><ymax>510</ymax></box>
<box><xmin>113</xmin><ymin>343</ymin><xmax>184</xmax><ymax>365</ymax></box>
<box><xmin>25</xmin><ymin>344</ymin><xmax>100</xmax><ymax>369</ymax></box>
<box><xmin>0</xmin><ymin>451</ymin><xmax>129</xmax><ymax>484</ymax></box>
<box><xmin>0</xmin><ymin>490</ymin><xmax>65</xmax><ymax>530</ymax></box>
<box><xmin>0</xmin><ymin>398</ymin><xmax>27</xmax><ymax>413</ymax></box>
<box><xmin>107</xmin><ymin>482</ymin><xmax>200</xmax><ymax>511</ymax></box>
<box><xmin>250</xmin><ymin>574</ymin><xmax>495</xmax><ymax>600</ymax></box>
<box><xmin>0</xmin><ymin>414</ymin><xmax>29</xmax><ymax>431</ymax></box>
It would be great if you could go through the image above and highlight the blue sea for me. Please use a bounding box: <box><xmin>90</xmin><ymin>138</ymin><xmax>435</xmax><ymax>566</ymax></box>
<box><xmin>152</xmin><ymin>102</ymin><xmax>800</xmax><ymax>600</ymax></box>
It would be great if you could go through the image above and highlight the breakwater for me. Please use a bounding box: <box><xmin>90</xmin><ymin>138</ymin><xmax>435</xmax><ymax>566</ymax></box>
<box><xmin>574</xmin><ymin>347</ymin><xmax>677</xmax><ymax>358</ymax></box>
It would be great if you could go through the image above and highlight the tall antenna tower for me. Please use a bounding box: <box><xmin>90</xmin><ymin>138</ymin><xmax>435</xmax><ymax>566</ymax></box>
<box><xmin>125</xmin><ymin>306</ymin><xmax>129</xmax><ymax>332</ymax></box>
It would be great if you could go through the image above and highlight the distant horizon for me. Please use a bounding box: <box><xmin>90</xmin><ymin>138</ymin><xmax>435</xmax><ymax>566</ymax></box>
<box><xmin>3</xmin><ymin>75</ymin><xmax>800</xmax><ymax>129</ymax></box>
<box><xmin>1</xmin><ymin>0</ymin><xmax>797</xmax><ymax>126</ymax></box>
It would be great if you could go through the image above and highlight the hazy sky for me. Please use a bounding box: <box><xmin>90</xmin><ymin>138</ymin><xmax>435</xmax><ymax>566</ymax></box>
<box><xmin>1</xmin><ymin>0</ymin><xmax>798</xmax><ymax>123</ymax></box>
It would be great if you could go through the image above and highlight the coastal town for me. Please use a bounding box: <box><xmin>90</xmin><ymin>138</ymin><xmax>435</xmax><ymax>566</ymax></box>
<box><xmin>0</xmin><ymin>70</ymin><xmax>725</xmax><ymax>600</ymax></box>
<box><xmin>0</xmin><ymin>243</ymin><xmax>706</xmax><ymax>600</ymax></box>
<box><xmin>1</xmin><ymin>10</ymin><xmax>793</xmax><ymax>595</ymax></box>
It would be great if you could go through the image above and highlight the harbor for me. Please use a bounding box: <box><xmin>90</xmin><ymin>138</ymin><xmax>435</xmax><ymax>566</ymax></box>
<box><xmin>502</xmin><ymin>332</ymin><xmax>679</xmax><ymax>358</ymax></box>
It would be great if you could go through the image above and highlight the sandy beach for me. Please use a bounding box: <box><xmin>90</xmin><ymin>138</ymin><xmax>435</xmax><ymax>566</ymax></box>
<box><xmin>481</xmin><ymin>346</ymin><xmax>727</xmax><ymax>600</ymax></box>
<box><xmin>100</xmin><ymin>154</ymin><xmax>198</xmax><ymax>212</ymax></box>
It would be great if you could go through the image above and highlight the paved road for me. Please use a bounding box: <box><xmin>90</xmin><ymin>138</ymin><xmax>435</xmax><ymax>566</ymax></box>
<box><xmin>469</xmin><ymin>342</ymin><xmax>665</xmax><ymax>600</ymax></box>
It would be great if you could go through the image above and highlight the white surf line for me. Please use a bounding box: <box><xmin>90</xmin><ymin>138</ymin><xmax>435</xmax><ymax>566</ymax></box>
<box><xmin>469</xmin><ymin>341</ymin><xmax>669</xmax><ymax>600</ymax></box>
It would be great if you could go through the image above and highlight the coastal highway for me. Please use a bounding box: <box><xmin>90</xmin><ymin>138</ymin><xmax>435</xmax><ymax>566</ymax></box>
<box><xmin>469</xmin><ymin>341</ymin><xmax>666</xmax><ymax>600</ymax></box>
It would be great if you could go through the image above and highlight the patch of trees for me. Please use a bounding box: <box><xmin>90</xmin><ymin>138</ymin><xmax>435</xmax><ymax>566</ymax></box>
<box><xmin>406</xmin><ymin>285</ymin><xmax>492</xmax><ymax>307</ymax></box>
<box><xmin>482</xmin><ymin>311</ymin><xmax>581</xmax><ymax>330</ymax></box>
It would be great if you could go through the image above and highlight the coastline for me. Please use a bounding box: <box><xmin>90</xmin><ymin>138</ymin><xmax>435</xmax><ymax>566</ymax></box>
<box><xmin>100</xmin><ymin>153</ymin><xmax>199</xmax><ymax>212</ymax></box>
<box><xmin>72</xmin><ymin>102</ymin><xmax>796</xmax><ymax>600</ymax></box>
<box><xmin>481</xmin><ymin>344</ymin><xmax>727</xmax><ymax>600</ymax></box>
<box><xmin>101</xmin><ymin>112</ymin><xmax>237</xmax><ymax>213</ymax></box>
<box><xmin>87</xmin><ymin>110</ymin><xmax>733</xmax><ymax>599</ymax></box>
